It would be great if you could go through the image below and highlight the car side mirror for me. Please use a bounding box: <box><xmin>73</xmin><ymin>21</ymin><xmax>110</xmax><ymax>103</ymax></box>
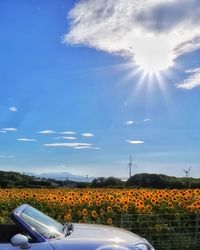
<box><xmin>11</xmin><ymin>234</ymin><xmax>31</xmax><ymax>249</ymax></box>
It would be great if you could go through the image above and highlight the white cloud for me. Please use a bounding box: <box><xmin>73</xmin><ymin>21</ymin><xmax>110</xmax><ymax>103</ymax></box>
<box><xmin>81</xmin><ymin>133</ymin><xmax>94</xmax><ymax>137</ymax></box>
<box><xmin>0</xmin><ymin>130</ymin><xmax>7</xmax><ymax>133</ymax></box>
<box><xmin>63</xmin><ymin>136</ymin><xmax>77</xmax><ymax>140</ymax></box>
<box><xmin>125</xmin><ymin>120</ymin><xmax>134</xmax><ymax>125</ymax></box>
<box><xmin>185</xmin><ymin>68</ymin><xmax>200</xmax><ymax>74</ymax></box>
<box><xmin>143</xmin><ymin>118</ymin><xmax>150</xmax><ymax>122</ymax></box>
<box><xmin>125</xmin><ymin>140</ymin><xmax>144</xmax><ymax>144</ymax></box>
<box><xmin>43</xmin><ymin>142</ymin><xmax>92</xmax><ymax>148</ymax></box>
<box><xmin>9</xmin><ymin>106</ymin><xmax>18</xmax><ymax>112</ymax></box>
<box><xmin>38</xmin><ymin>130</ymin><xmax>56</xmax><ymax>134</ymax></box>
<box><xmin>59</xmin><ymin>131</ymin><xmax>77</xmax><ymax>135</ymax></box>
<box><xmin>64</xmin><ymin>0</ymin><xmax>200</xmax><ymax>72</ymax></box>
<box><xmin>54</xmin><ymin>136</ymin><xmax>77</xmax><ymax>140</ymax></box>
<box><xmin>74</xmin><ymin>146</ymin><xmax>100</xmax><ymax>150</ymax></box>
<box><xmin>17</xmin><ymin>138</ymin><xmax>36</xmax><ymax>142</ymax></box>
<box><xmin>2</xmin><ymin>128</ymin><xmax>17</xmax><ymax>132</ymax></box>
<box><xmin>0</xmin><ymin>155</ymin><xmax>14</xmax><ymax>158</ymax></box>
<box><xmin>176</xmin><ymin>68</ymin><xmax>200</xmax><ymax>89</ymax></box>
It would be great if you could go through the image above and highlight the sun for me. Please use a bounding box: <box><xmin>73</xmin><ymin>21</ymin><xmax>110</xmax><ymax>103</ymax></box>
<box><xmin>135</xmin><ymin>50</ymin><xmax>173</xmax><ymax>74</ymax></box>
<box><xmin>133</xmin><ymin>35</ymin><xmax>174</xmax><ymax>74</ymax></box>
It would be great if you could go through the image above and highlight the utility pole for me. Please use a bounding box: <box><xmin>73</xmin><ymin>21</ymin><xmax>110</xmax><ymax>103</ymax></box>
<box><xmin>86</xmin><ymin>175</ymin><xmax>88</xmax><ymax>182</ymax></box>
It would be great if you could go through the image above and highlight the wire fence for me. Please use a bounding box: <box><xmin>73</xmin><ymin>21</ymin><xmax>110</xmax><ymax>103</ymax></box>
<box><xmin>111</xmin><ymin>213</ymin><xmax>200</xmax><ymax>250</ymax></box>
<box><xmin>70</xmin><ymin>211</ymin><xmax>200</xmax><ymax>249</ymax></box>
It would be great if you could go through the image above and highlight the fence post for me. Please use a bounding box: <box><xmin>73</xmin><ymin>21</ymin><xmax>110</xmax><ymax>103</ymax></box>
<box><xmin>120</xmin><ymin>214</ymin><xmax>123</xmax><ymax>228</ymax></box>
<box><xmin>195</xmin><ymin>213</ymin><xmax>199</xmax><ymax>249</ymax></box>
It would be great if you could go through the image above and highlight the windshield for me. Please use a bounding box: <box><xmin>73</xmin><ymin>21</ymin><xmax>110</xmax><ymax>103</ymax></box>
<box><xmin>20</xmin><ymin>206</ymin><xmax>63</xmax><ymax>239</ymax></box>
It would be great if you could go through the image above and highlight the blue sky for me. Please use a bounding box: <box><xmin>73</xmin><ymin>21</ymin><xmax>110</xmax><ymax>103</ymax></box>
<box><xmin>0</xmin><ymin>0</ymin><xmax>200</xmax><ymax>178</ymax></box>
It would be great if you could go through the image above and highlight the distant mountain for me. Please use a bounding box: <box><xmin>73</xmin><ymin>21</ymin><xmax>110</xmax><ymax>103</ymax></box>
<box><xmin>25</xmin><ymin>171</ymin><xmax>95</xmax><ymax>182</ymax></box>
<box><xmin>0</xmin><ymin>170</ymin><xmax>91</xmax><ymax>188</ymax></box>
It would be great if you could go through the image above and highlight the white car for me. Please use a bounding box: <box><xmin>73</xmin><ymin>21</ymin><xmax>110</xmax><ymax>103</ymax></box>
<box><xmin>0</xmin><ymin>204</ymin><xmax>154</xmax><ymax>250</ymax></box>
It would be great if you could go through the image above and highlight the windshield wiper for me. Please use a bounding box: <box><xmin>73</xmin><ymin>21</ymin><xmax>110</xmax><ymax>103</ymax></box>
<box><xmin>62</xmin><ymin>223</ymin><xmax>74</xmax><ymax>237</ymax></box>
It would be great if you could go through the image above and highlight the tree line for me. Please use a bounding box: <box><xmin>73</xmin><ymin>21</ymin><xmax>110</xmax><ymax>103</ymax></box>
<box><xmin>0</xmin><ymin>171</ymin><xmax>76</xmax><ymax>188</ymax></box>
<box><xmin>0</xmin><ymin>171</ymin><xmax>200</xmax><ymax>189</ymax></box>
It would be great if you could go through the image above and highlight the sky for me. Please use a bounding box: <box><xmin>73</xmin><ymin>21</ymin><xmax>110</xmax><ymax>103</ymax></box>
<box><xmin>0</xmin><ymin>0</ymin><xmax>200</xmax><ymax>179</ymax></box>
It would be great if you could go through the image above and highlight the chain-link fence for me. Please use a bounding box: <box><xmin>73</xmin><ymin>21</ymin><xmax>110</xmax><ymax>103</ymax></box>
<box><xmin>111</xmin><ymin>213</ymin><xmax>200</xmax><ymax>250</ymax></box>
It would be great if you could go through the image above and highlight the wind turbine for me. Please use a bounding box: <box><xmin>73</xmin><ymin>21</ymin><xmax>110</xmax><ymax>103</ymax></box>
<box><xmin>183</xmin><ymin>166</ymin><xmax>191</xmax><ymax>178</ymax></box>
<box><xmin>128</xmin><ymin>155</ymin><xmax>136</xmax><ymax>178</ymax></box>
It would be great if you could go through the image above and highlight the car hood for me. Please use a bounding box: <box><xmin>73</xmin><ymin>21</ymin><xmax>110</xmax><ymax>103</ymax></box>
<box><xmin>50</xmin><ymin>223</ymin><xmax>151</xmax><ymax>250</ymax></box>
<box><xmin>70</xmin><ymin>223</ymin><xmax>143</xmax><ymax>242</ymax></box>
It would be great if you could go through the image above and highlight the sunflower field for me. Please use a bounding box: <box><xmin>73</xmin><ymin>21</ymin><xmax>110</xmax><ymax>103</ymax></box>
<box><xmin>0</xmin><ymin>188</ymin><xmax>200</xmax><ymax>249</ymax></box>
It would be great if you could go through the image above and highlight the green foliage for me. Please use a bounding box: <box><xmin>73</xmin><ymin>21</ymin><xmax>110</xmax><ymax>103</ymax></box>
<box><xmin>126</xmin><ymin>173</ymin><xmax>200</xmax><ymax>189</ymax></box>
<box><xmin>0</xmin><ymin>171</ymin><xmax>55</xmax><ymax>188</ymax></box>
<box><xmin>91</xmin><ymin>176</ymin><xmax>124</xmax><ymax>188</ymax></box>
<box><xmin>120</xmin><ymin>213</ymin><xmax>200</xmax><ymax>250</ymax></box>
<box><xmin>0</xmin><ymin>171</ymin><xmax>200</xmax><ymax>189</ymax></box>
